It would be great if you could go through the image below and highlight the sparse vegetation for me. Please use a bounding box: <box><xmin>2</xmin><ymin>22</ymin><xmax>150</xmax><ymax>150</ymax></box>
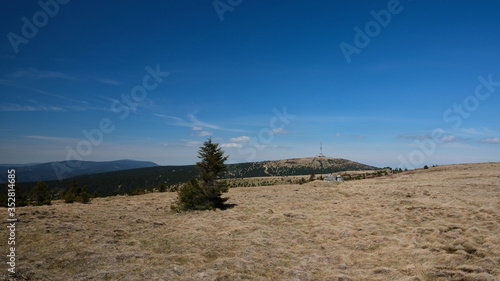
<box><xmin>0</xmin><ymin>183</ymin><xmax>28</xmax><ymax>207</ymax></box>
<box><xmin>308</xmin><ymin>172</ymin><xmax>316</xmax><ymax>182</ymax></box>
<box><xmin>63</xmin><ymin>181</ymin><xmax>91</xmax><ymax>204</ymax></box>
<box><xmin>32</xmin><ymin>181</ymin><xmax>51</xmax><ymax>205</ymax></box>
<box><xmin>297</xmin><ymin>177</ymin><xmax>307</xmax><ymax>185</ymax></box>
<box><xmin>157</xmin><ymin>183</ymin><xmax>167</xmax><ymax>192</ymax></box>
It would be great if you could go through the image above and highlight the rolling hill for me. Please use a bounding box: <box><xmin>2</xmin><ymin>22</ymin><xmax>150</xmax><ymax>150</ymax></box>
<box><xmin>0</xmin><ymin>159</ymin><xmax>159</xmax><ymax>184</ymax></box>
<box><xmin>11</xmin><ymin>157</ymin><xmax>378</xmax><ymax>196</ymax></box>
<box><xmin>227</xmin><ymin>157</ymin><xmax>378</xmax><ymax>178</ymax></box>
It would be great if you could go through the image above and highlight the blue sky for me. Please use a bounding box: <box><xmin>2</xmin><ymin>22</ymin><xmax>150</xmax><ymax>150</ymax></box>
<box><xmin>1</xmin><ymin>0</ymin><xmax>499</xmax><ymax>168</ymax></box>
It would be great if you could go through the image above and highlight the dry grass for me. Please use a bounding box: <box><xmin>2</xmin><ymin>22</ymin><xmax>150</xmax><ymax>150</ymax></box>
<box><xmin>1</xmin><ymin>162</ymin><xmax>499</xmax><ymax>280</ymax></box>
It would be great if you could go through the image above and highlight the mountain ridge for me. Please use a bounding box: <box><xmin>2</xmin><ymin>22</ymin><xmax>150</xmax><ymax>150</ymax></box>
<box><xmin>0</xmin><ymin>159</ymin><xmax>159</xmax><ymax>184</ymax></box>
<box><xmin>6</xmin><ymin>157</ymin><xmax>378</xmax><ymax>196</ymax></box>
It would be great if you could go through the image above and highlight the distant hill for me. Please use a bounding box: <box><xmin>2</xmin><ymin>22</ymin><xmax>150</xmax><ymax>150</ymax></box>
<box><xmin>227</xmin><ymin>157</ymin><xmax>378</xmax><ymax>178</ymax></box>
<box><xmin>0</xmin><ymin>163</ymin><xmax>43</xmax><ymax>168</ymax></box>
<box><xmin>0</xmin><ymin>160</ymin><xmax>159</xmax><ymax>184</ymax></box>
<box><xmin>9</xmin><ymin>157</ymin><xmax>378</xmax><ymax>196</ymax></box>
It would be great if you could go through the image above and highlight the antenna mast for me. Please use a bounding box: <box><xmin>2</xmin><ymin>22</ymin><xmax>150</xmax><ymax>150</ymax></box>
<box><xmin>318</xmin><ymin>140</ymin><xmax>325</xmax><ymax>157</ymax></box>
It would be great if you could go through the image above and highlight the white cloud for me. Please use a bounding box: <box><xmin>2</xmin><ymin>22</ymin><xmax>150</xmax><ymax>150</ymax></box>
<box><xmin>479</xmin><ymin>137</ymin><xmax>500</xmax><ymax>144</ymax></box>
<box><xmin>271</xmin><ymin>128</ymin><xmax>288</xmax><ymax>134</ymax></box>
<box><xmin>221</xmin><ymin>143</ymin><xmax>242</xmax><ymax>148</ymax></box>
<box><xmin>192</xmin><ymin>126</ymin><xmax>203</xmax><ymax>131</ymax></box>
<box><xmin>335</xmin><ymin>133</ymin><xmax>342</xmax><ymax>137</ymax></box>
<box><xmin>229</xmin><ymin>136</ymin><xmax>250</xmax><ymax>142</ymax></box>
<box><xmin>185</xmin><ymin>141</ymin><xmax>202</xmax><ymax>147</ymax></box>
<box><xmin>440</xmin><ymin>135</ymin><xmax>458</xmax><ymax>142</ymax></box>
<box><xmin>195</xmin><ymin>131</ymin><xmax>212</xmax><ymax>137</ymax></box>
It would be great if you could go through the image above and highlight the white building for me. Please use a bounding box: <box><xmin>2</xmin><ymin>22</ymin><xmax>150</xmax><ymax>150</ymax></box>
<box><xmin>324</xmin><ymin>174</ymin><xmax>344</xmax><ymax>183</ymax></box>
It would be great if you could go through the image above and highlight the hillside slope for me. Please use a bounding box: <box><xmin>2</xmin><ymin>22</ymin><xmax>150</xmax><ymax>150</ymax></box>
<box><xmin>3</xmin><ymin>162</ymin><xmax>499</xmax><ymax>280</ymax></box>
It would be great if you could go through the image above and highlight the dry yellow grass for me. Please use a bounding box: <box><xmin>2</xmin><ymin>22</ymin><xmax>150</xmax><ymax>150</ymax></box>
<box><xmin>1</xmin><ymin>162</ymin><xmax>499</xmax><ymax>280</ymax></box>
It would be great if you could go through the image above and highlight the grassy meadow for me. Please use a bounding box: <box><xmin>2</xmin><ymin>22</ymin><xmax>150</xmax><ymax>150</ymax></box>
<box><xmin>1</xmin><ymin>162</ymin><xmax>499</xmax><ymax>280</ymax></box>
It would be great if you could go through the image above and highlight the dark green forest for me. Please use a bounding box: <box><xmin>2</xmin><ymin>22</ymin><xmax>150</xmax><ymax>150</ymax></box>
<box><xmin>1</xmin><ymin>158</ymin><xmax>379</xmax><ymax>204</ymax></box>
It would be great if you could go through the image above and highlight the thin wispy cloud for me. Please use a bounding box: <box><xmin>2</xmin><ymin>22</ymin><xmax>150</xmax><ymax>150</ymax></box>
<box><xmin>7</xmin><ymin>68</ymin><xmax>121</xmax><ymax>87</ymax></box>
<box><xmin>10</xmin><ymin>68</ymin><xmax>79</xmax><ymax>80</ymax></box>
<box><xmin>185</xmin><ymin>141</ymin><xmax>203</xmax><ymax>147</ymax></box>
<box><xmin>68</xmin><ymin>105</ymin><xmax>113</xmax><ymax>112</ymax></box>
<box><xmin>396</xmin><ymin>134</ymin><xmax>430</xmax><ymax>141</ymax></box>
<box><xmin>187</xmin><ymin>114</ymin><xmax>220</xmax><ymax>130</ymax></box>
<box><xmin>441</xmin><ymin>135</ymin><xmax>458</xmax><ymax>142</ymax></box>
<box><xmin>229</xmin><ymin>136</ymin><xmax>250</xmax><ymax>142</ymax></box>
<box><xmin>397</xmin><ymin>133</ymin><xmax>465</xmax><ymax>143</ymax></box>
<box><xmin>1</xmin><ymin>81</ymin><xmax>90</xmax><ymax>105</ymax></box>
<box><xmin>479</xmin><ymin>137</ymin><xmax>500</xmax><ymax>144</ymax></box>
<box><xmin>0</xmin><ymin>102</ymin><xmax>110</xmax><ymax>112</ymax></box>
<box><xmin>271</xmin><ymin>128</ymin><xmax>288</xmax><ymax>134</ymax></box>
<box><xmin>256</xmin><ymin>144</ymin><xmax>278</xmax><ymax>148</ymax></box>
<box><xmin>0</xmin><ymin>104</ymin><xmax>64</xmax><ymax>112</ymax></box>
<box><xmin>154</xmin><ymin>114</ymin><xmax>184</xmax><ymax>122</ymax></box>
<box><xmin>24</xmin><ymin>135</ymin><xmax>76</xmax><ymax>142</ymax></box>
<box><xmin>95</xmin><ymin>78</ymin><xmax>122</xmax><ymax>85</ymax></box>
<box><xmin>0</xmin><ymin>79</ymin><xmax>13</xmax><ymax>85</ymax></box>
<box><xmin>41</xmin><ymin>92</ymin><xmax>89</xmax><ymax>105</ymax></box>
<box><xmin>193</xmin><ymin>131</ymin><xmax>212</xmax><ymax>137</ymax></box>
<box><xmin>155</xmin><ymin>113</ymin><xmax>247</xmax><ymax>133</ymax></box>
<box><xmin>455</xmin><ymin>128</ymin><xmax>498</xmax><ymax>137</ymax></box>
<box><xmin>221</xmin><ymin>143</ymin><xmax>242</xmax><ymax>148</ymax></box>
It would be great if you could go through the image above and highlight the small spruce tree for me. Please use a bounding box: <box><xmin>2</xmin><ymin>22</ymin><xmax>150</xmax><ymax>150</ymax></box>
<box><xmin>174</xmin><ymin>178</ymin><xmax>211</xmax><ymax>211</ymax></box>
<box><xmin>309</xmin><ymin>172</ymin><xmax>316</xmax><ymax>182</ymax></box>
<box><xmin>32</xmin><ymin>182</ymin><xmax>51</xmax><ymax>206</ymax></box>
<box><xmin>158</xmin><ymin>183</ymin><xmax>167</xmax><ymax>192</ymax></box>
<box><xmin>173</xmin><ymin>138</ymin><xmax>229</xmax><ymax>211</ymax></box>
<box><xmin>64</xmin><ymin>181</ymin><xmax>91</xmax><ymax>204</ymax></box>
<box><xmin>64</xmin><ymin>192</ymin><xmax>76</xmax><ymax>203</ymax></box>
